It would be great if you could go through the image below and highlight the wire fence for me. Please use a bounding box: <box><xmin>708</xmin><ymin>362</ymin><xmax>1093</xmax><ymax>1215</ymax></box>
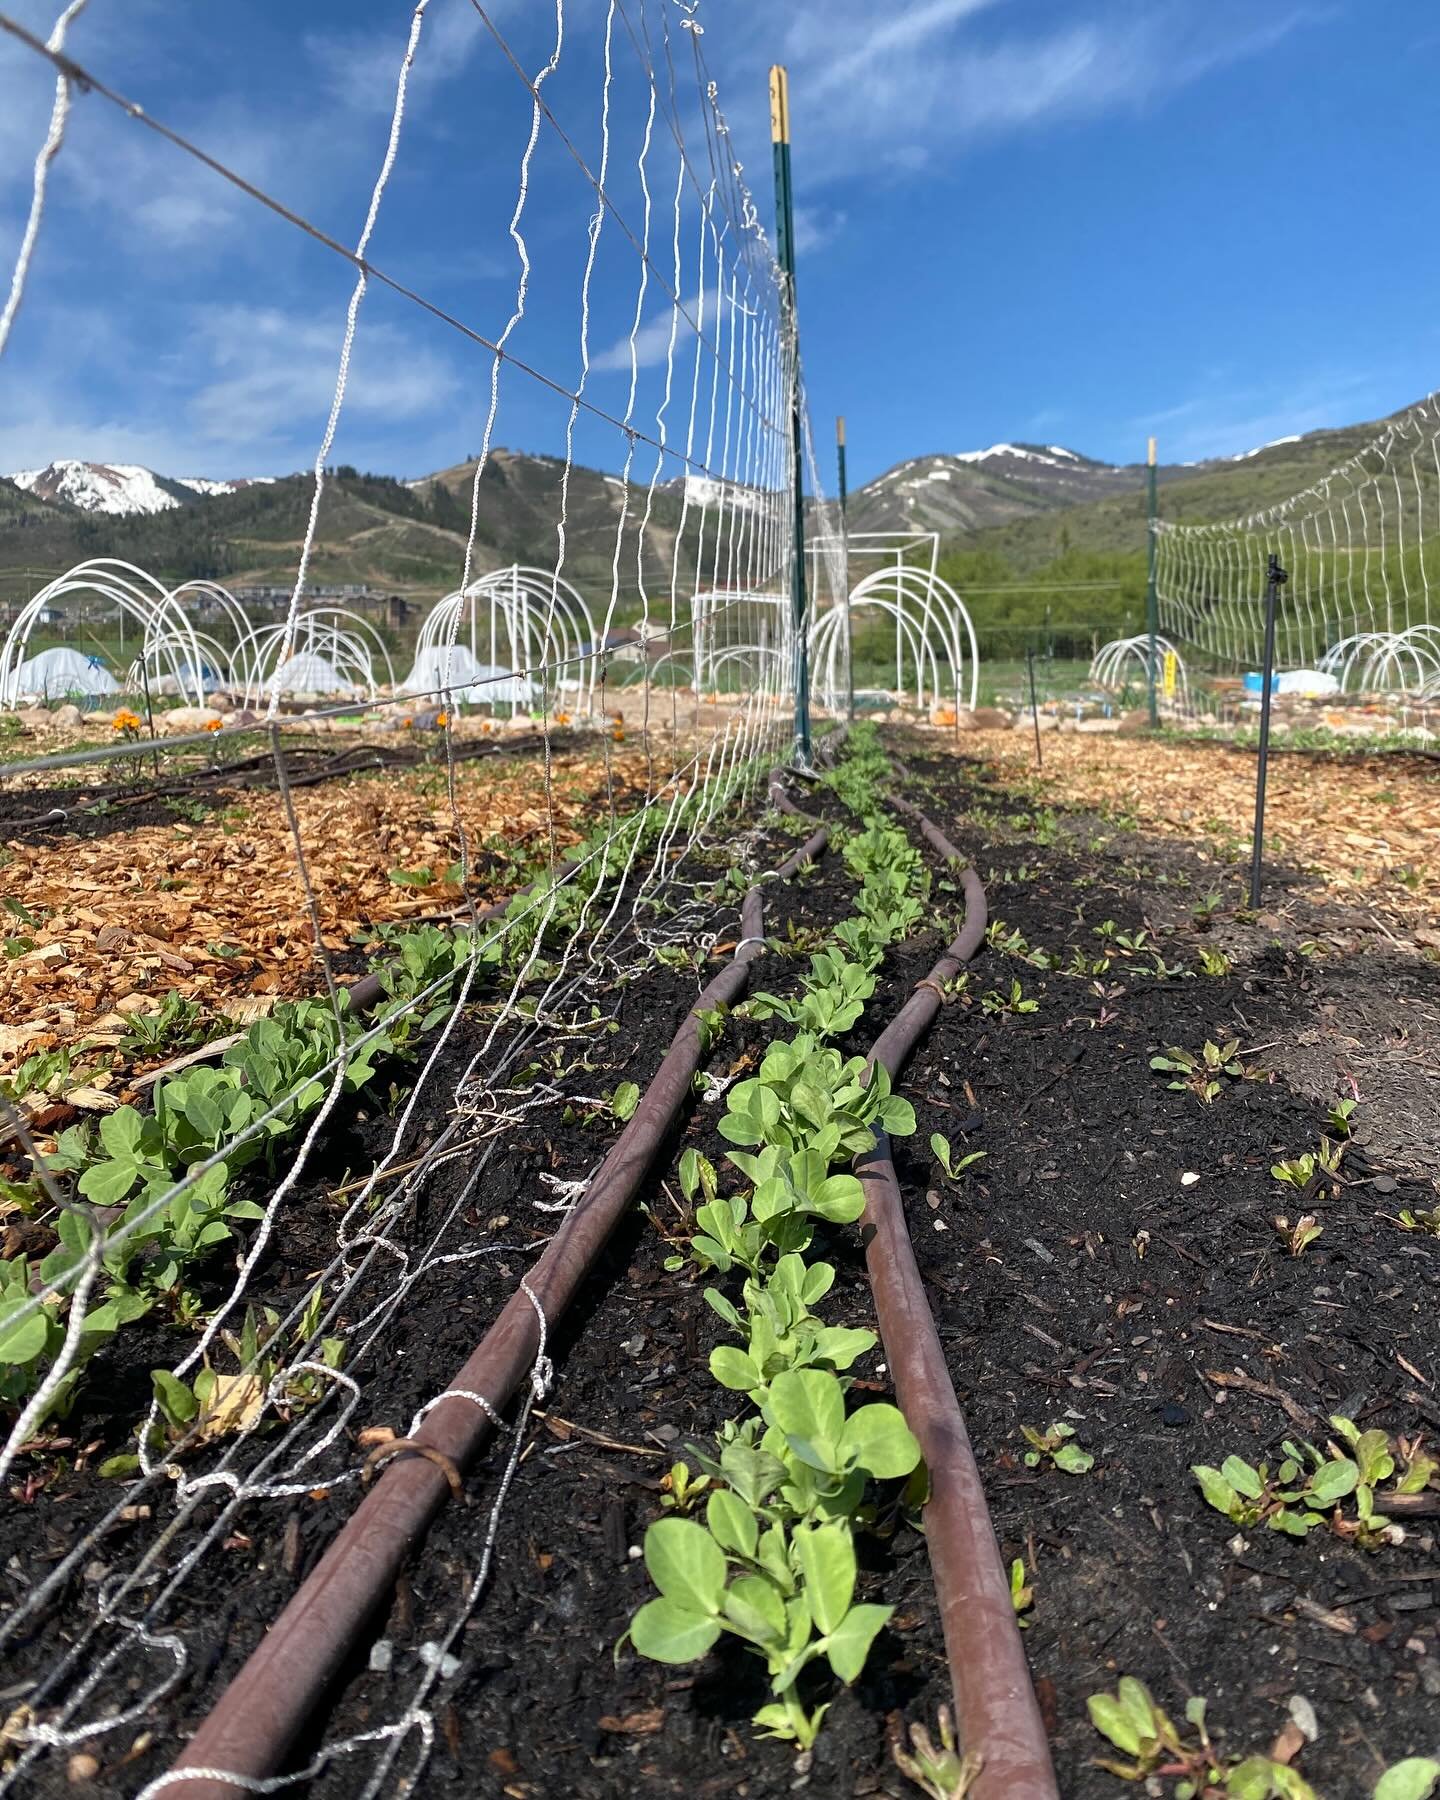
<box><xmin>0</xmin><ymin>1</ymin><xmax>844</xmax><ymax>1787</ymax></box>
<box><xmin>1156</xmin><ymin>392</ymin><xmax>1440</xmax><ymax>701</ymax></box>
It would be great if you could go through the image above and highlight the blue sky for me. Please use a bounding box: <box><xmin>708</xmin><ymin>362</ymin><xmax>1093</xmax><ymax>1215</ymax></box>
<box><xmin>0</xmin><ymin>0</ymin><xmax>1436</xmax><ymax>489</ymax></box>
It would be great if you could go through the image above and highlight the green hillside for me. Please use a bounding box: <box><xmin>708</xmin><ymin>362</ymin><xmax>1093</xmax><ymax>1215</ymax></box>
<box><xmin>0</xmin><ymin>451</ymin><xmax>710</xmax><ymax>609</ymax></box>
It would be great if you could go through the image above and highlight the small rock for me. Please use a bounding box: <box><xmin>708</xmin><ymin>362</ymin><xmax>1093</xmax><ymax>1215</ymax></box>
<box><xmin>1371</xmin><ymin>1174</ymin><xmax>1398</xmax><ymax>1194</ymax></box>
<box><xmin>159</xmin><ymin>705</ymin><xmax>224</xmax><ymax>735</ymax></box>
<box><xmin>369</xmin><ymin>1639</ymin><xmax>394</xmax><ymax>1673</ymax></box>
<box><xmin>1180</xmin><ymin>1171</ymin><xmax>1201</xmax><ymax>1187</ymax></box>
<box><xmin>1159</xmin><ymin>1402</ymin><xmax>1189</xmax><ymax>1428</ymax></box>
<box><xmin>627</xmin><ymin>1544</ymin><xmax>642</xmax><ymax>1561</ymax></box>
<box><xmin>416</xmin><ymin>1642</ymin><xmax>461</xmax><ymax>1681</ymax></box>
<box><xmin>67</xmin><ymin>1754</ymin><xmax>100</xmax><ymax>1784</ymax></box>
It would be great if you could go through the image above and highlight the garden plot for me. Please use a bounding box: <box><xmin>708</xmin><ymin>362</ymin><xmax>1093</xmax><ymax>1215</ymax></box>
<box><xmin>0</xmin><ymin>728</ymin><xmax>1436</xmax><ymax>1800</ymax></box>
<box><xmin>897</xmin><ymin>744</ymin><xmax>1440</xmax><ymax>1798</ymax></box>
<box><xmin>0</xmin><ymin>740</ymin><xmax>652</xmax><ymax>1091</ymax></box>
<box><xmin>960</xmin><ymin>729</ymin><xmax>1440</xmax><ymax>921</ymax></box>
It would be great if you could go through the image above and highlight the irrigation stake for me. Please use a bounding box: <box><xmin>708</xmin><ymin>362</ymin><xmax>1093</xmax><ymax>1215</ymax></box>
<box><xmin>770</xmin><ymin>65</ymin><xmax>811</xmax><ymax>771</ymax></box>
<box><xmin>1248</xmin><ymin>553</ymin><xmax>1287</xmax><ymax>909</ymax></box>
<box><xmin>1025</xmin><ymin>646</ymin><xmax>1042</xmax><ymax>768</ymax></box>
<box><xmin>139</xmin><ymin>655</ymin><xmax>160</xmax><ymax>778</ymax></box>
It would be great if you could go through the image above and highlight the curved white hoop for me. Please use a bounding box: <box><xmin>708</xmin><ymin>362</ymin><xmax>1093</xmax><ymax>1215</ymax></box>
<box><xmin>410</xmin><ymin>565</ymin><xmax>599</xmax><ymax>712</ymax></box>
<box><xmin>810</xmin><ymin>564</ymin><xmax>978</xmax><ymax>714</ymax></box>
<box><xmin>1</xmin><ymin>559</ymin><xmax>212</xmax><ymax>707</ymax></box>
<box><xmin>1089</xmin><ymin>634</ymin><xmax>1188</xmax><ymax>700</ymax></box>
<box><xmin>230</xmin><ymin>607</ymin><xmax>395</xmax><ymax>704</ymax></box>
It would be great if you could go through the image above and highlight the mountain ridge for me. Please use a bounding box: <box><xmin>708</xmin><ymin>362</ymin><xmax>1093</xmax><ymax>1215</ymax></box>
<box><xmin>0</xmin><ymin>398</ymin><xmax>1425</xmax><ymax>599</ymax></box>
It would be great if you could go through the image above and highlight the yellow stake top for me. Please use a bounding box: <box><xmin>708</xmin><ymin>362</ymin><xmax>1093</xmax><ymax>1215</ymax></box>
<box><xmin>1147</xmin><ymin>434</ymin><xmax>1157</xmax><ymax>467</ymax></box>
<box><xmin>837</xmin><ymin>415</ymin><xmax>846</xmax><ymax>446</ymax></box>
<box><xmin>770</xmin><ymin>66</ymin><xmax>790</xmax><ymax>144</ymax></box>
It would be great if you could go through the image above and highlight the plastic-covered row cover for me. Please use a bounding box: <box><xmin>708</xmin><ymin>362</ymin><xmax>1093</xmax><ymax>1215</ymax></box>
<box><xmin>1</xmin><ymin>645</ymin><xmax>119</xmax><ymax>703</ymax></box>
<box><xmin>400</xmin><ymin>643</ymin><xmax>537</xmax><ymax>706</ymax></box>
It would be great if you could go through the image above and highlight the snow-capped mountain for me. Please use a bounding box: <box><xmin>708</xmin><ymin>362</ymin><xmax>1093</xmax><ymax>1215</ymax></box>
<box><xmin>849</xmin><ymin>445</ymin><xmax>1140</xmax><ymax>536</ymax></box>
<box><xmin>5</xmin><ymin>460</ymin><xmax>272</xmax><ymax>516</ymax></box>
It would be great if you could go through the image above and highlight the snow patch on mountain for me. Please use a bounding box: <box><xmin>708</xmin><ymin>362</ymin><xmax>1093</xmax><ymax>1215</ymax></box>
<box><xmin>1230</xmin><ymin>434</ymin><xmax>1302</xmax><ymax>463</ymax></box>
<box><xmin>9</xmin><ymin>461</ymin><xmax>183</xmax><ymax>516</ymax></box>
<box><xmin>177</xmin><ymin>475</ymin><xmax>274</xmax><ymax>497</ymax></box>
<box><xmin>6</xmin><ymin>461</ymin><xmax>275</xmax><ymax>515</ymax></box>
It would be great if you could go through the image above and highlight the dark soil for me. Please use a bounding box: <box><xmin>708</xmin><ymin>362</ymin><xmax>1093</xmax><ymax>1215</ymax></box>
<box><xmin>3</xmin><ymin>737</ymin><xmax>1437</xmax><ymax>1799</ymax></box>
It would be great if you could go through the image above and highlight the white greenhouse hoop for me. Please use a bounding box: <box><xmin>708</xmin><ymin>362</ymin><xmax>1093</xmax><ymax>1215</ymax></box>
<box><xmin>811</xmin><ymin>564</ymin><xmax>978</xmax><ymax>714</ymax></box>
<box><xmin>1090</xmin><ymin>633</ymin><xmax>1189</xmax><ymax>702</ymax></box>
<box><xmin>1319</xmin><ymin>626</ymin><xmax>1440</xmax><ymax>693</ymax></box>
<box><xmin>230</xmin><ymin>608</ymin><xmax>396</xmax><ymax>705</ymax></box>
<box><xmin>408</xmin><ymin>566</ymin><xmax>599</xmax><ymax>712</ymax></box>
<box><xmin>1</xmin><ymin>559</ymin><xmax>213</xmax><ymax>707</ymax></box>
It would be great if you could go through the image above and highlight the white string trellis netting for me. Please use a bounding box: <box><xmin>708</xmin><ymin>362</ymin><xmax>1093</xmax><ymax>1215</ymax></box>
<box><xmin>0</xmin><ymin>0</ymin><xmax>837</xmax><ymax>1789</ymax></box>
<box><xmin>1155</xmin><ymin>391</ymin><xmax>1440</xmax><ymax>680</ymax></box>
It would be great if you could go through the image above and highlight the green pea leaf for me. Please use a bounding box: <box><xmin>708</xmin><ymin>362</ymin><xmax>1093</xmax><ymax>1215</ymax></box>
<box><xmin>809</xmin><ymin>1174</ymin><xmax>866</xmax><ymax>1224</ymax></box>
<box><xmin>78</xmin><ymin>1160</ymin><xmax>141</xmax><ymax>1206</ymax></box>
<box><xmin>629</xmin><ymin>1596</ymin><xmax>722</xmax><ymax>1664</ymax></box>
<box><xmin>793</xmin><ymin>1523</ymin><xmax>855</xmax><ymax>1635</ymax></box>
<box><xmin>98</xmin><ymin>1106</ymin><xmax>144</xmax><ymax>1159</ymax></box>
<box><xmin>811</xmin><ymin>1326</ymin><xmax>878</xmax><ymax>1371</ymax></box>
<box><xmin>0</xmin><ymin>1297</ymin><xmax>50</xmax><ymax>1366</ymax></box>
<box><xmin>765</xmin><ymin>1369</ymin><xmax>845</xmax><ymax>1467</ymax></box>
<box><xmin>706</xmin><ymin>1488</ymin><xmax>758</xmax><ymax>1561</ymax></box>
<box><xmin>709</xmin><ymin>1346</ymin><xmax>760</xmax><ymax>1393</ymax></box>
<box><xmin>878</xmin><ymin>1096</ymin><xmax>916</xmax><ymax>1137</ymax></box>
<box><xmin>643</xmin><ymin>1517</ymin><xmax>726</xmax><ymax>1614</ymax></box>
<box><xmin>822</xmin><ymin>1601</ymin><xmax>891</xmax><ymax>1684</ymax></box>
<box><xmin>722</xmin><ymin>1574</ymin><xmax>786</xmax><ymax>1648</ymax></box>
<box><xmin>1375</xmin><ymin>1758</ymin><xmax>1440</xmax><ymax>1800</ymax></box>
<box><xmin>1221</xmin><ymin>1455</ymin><xmax>1264</xmax><ymax>1499</ymax></box>
<box><xmin>800</xmin><ymin>1262</ymin><xmax>835</xmax><ymax>1306</ymax></box>
<box><xmin>840</xmin><ymin>1402</ymin><xmax>921</xmax><ymax>1480</ymax></box>
<box><xmin>611</xmin><ymin>1081</ymin><xmax>641</xmax><ymax>1122</ymax></box>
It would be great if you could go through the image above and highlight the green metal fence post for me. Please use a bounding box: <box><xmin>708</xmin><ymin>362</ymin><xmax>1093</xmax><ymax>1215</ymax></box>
<box><xmin>1146</xmin><ymin>433</ymin><xmax>1160</xmax><ymax>727</ymax></box>
<box><xmin>837</xmin><ymin>414</ymin><xmax>853</xmax><ymax>722</ymax></box>
<box><xmin>770</xmin><ymin>65</ymin><xmax>811</xmax><ymax>768</ymax></box>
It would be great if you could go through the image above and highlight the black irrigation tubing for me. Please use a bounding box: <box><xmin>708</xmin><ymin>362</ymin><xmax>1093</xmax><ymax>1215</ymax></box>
<box><xmin>159</xmin><ymin>821</ymin><xmax>832</xmax><ymax>1797</ymax></box>
<box><xmin>857</xmin><ymin>792</ymin><xmax>1059</xmax><ymax>1799</ymax></box>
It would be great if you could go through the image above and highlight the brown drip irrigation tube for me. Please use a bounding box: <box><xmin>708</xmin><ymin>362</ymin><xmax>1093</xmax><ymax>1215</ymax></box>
<box><xmin>161</xmin><ymin>825</ymin><xmax>828</xmax><ymax>1797</ymax></box>
<box><xmin>858</xmin><ymin>795</ymin><xmax>1060</xmax><ymax>1800</ymax></box>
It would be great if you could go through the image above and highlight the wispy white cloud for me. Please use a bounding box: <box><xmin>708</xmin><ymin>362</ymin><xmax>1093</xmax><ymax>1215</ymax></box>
<box><xmin>1129</xmin><ymin>370</ymin><xmax>1379</xmax><ymax>463</ymax></box>
<box><xmin>591</xmin><ymin>289</ymin><xmax>707</xmax><ymax>374</ymax></box>
<box><xmin>189</xmin><ymin>305</ymin><xmax>456</xmax><ymax>453</ymax></box>
<box><xmin>0</xmin><ymin>301</ymin><xmax>459</xmax><ymax>473</ymax></box>
<box><xmin>715</xmin><ymin>0</ymin><xmax>1323</xmax><ymax>184</ymax></box>
<box><xmin>793</xmin><ymin>204</ymin><xmax>846</xmax><ymax>254</ymax></box>
<box><xmin>304</xmin><ymin>2</ymin><xmax>491</xmax><ymax>116</ymax></box>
